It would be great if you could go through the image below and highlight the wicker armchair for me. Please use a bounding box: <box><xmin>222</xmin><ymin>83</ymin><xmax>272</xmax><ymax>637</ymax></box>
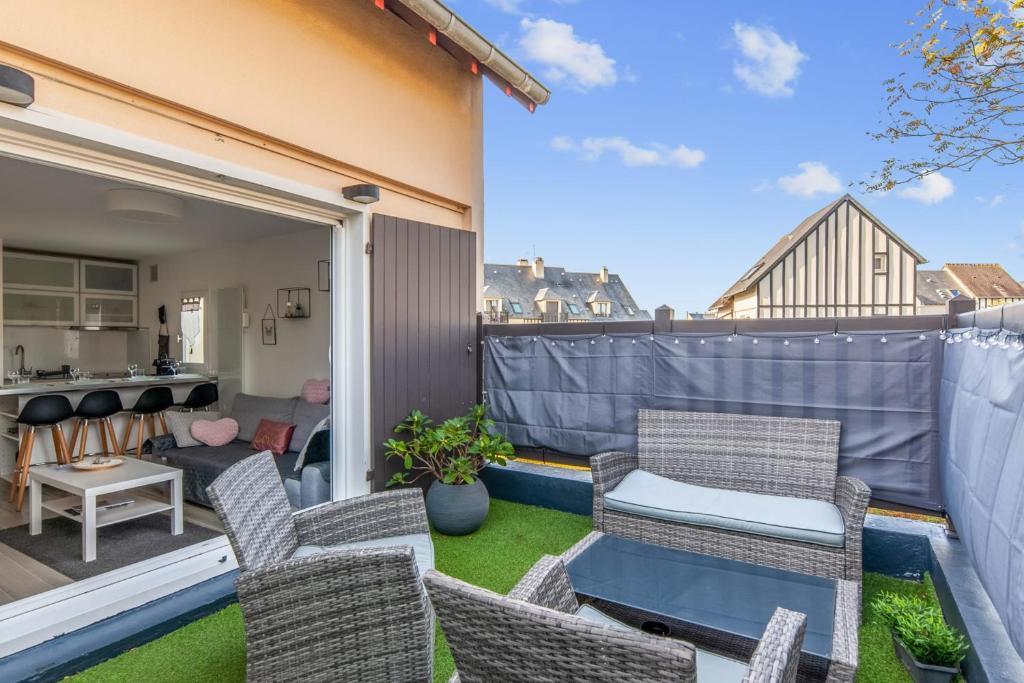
<box><xmin>592</xmin><ymin>410</ymin><xmax>871</xmax><ymax>582</ymax></box>
<box><xmin>207</xmin><ymin>451</ymin><xmax>434</xmax><ymax>681</ymax></box>
<box><xmin>424</xmin><ymin>556</ymin><xmax>807</xmax><ymax>683</ymax></box>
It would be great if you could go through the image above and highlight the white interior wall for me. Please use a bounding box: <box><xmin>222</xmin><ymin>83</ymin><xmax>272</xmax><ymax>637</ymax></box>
<box><xmin>138</xmin><ymin>227</ymin><xmax>331</xmax><ymax>399</ymax></box>
<box><xmin>2</xmin><ymin>328</ymin><xmax>136</xmax><ymax>373</ymax></box>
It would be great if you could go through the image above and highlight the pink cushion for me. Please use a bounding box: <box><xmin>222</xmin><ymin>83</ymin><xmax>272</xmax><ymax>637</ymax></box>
<box><xmin>191</xmin><ymin>418</ymin><xmax>240</xmax><ymax>447</ymax></box>
<box><xmin>250</xmin><ymin>419</ymin><xmax>297</xmax><ymax>456</ymax></box>
<box><xmin>301</xmin><ymin>379</ymin><xmax>330</xmax><ymax>404</ymax></box>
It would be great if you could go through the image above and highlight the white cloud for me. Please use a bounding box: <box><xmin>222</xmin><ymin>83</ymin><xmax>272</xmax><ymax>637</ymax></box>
<box><xmin>990</xmin><ymin>194</ymin><xmax>1005</xmax><ymax>208</ymax></box>
<box><xmin>551</xmin><ymin>136</ymin><xmax>706</xmax><ymax>168</ymax></box>
<box><xmin>519</xmin><ymin>18</ymin><xmax>617</xmax><ymax>90</ymax></box>
<box><xmin>486</xmin><ymin>0</ymin><xmax>525</xmax><ymax>13</ymax></box>
<box><xmin>731</xmin><ymin>23</ymin><xmax>807</xmax><ymax>97</ymax></box>
<box><xmin>776</xmin><ymin>162</ymin><xmax>842</xmax><ymax>197</ymax></box>
<box><xmin>549</xmin><ymin>135</ymin><xmax>576</xmax><ymax>152</ymax></box>
<box><xmin>896</xmin><ymin>173</ymin><xmax>955</xmax><ymax>204</ymax></box>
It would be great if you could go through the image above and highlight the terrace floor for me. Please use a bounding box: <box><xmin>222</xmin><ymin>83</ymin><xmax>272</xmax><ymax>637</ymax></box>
<box><xmin>66</xmin><ymin>500</ymin><xmax>938</xmax><ymax>683</ymax></box>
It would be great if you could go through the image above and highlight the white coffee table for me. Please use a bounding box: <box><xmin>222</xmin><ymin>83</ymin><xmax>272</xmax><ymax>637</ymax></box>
<box><xmin>29</xmin><ymin>458</ymin><xmax>183</xmax><ymax>562</ymax></box>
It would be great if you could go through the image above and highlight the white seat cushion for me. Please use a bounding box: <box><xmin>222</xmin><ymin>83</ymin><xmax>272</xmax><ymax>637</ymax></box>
<box><xmin>292</xmin><ymin>533</ymin><xmax>434</xmax><ymax>575</ymax></box>
<box><xmin>575</xmin><ymin>604</ymin><xmax>748</xmax><ymax>682</ymax></box>
<box><xmin>604</xmin><ymin>469</ymin><xmax>845</xmax><ymax>548</ymax></box>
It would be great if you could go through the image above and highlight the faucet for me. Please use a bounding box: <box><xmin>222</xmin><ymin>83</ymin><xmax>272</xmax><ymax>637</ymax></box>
<box><xmin>13</xmin><ymin>345</ymin><xmax>25</xmax><ymax>374</ymax></box>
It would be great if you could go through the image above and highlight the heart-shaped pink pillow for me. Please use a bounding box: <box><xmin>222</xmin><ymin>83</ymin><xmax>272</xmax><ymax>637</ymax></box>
<box><xmin>301</xmin><ymin>378</ymin><xmax>330</xmax><ymax>404</ymax></box>
<box><xmin>191</xmin><ymin>418</ymin><xmax>239</xmax><ymax>447</ymax></box>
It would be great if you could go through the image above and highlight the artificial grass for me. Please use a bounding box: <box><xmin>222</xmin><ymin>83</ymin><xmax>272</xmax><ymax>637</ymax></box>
<box><xmin>67</xmin><ymin>500</ymin><xmax>936</xmax><ymax>683</ymax></box>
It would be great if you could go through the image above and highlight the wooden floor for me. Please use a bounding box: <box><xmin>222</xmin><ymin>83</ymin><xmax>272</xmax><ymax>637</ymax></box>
<box><xmin>0</xmin><ymin>477</ymin><xmax>223</xmax><ymax>607</ymax></box>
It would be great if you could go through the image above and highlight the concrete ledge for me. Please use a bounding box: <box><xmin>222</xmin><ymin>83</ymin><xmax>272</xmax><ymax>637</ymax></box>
<box><xmin>0</xmin><ymin>571</ymin><xmax>238</xmax><ymax>683</ymax></box>
<box><xmin>481</xmin><ymin>461</ymin><xmax>592</xmax><ymax>516</ymax></box>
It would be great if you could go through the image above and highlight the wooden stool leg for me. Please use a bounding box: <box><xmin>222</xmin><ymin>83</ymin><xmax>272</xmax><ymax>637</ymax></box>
<box><xmin>67</xmin><ymin>419</ymin><xmax>82</xmax><ymax>461</ymax></box>
<box><xmin>157</xmin><ymin>412</ymin><xmax>169</xmax><ymax>435</ymax></box>
<box><xmin>77</xmin><ymin>419</ymin><xmax>89</xmax><ymax>461</ymax></box>
<box><xmin>136</xmin><ymin>415</ymin><xmax>146</xmax><ymax>458</ymax></box>
<box><xmin>14</xmin><ymin>426</ymin><xmax>36</xmax><ymax>511</ymax></box>
<box><xmin>121</xmin><ymin>414</ymin><xmax>135</xmax><ymax>454</ymax></box>
<box><xmin>54</xmin><ymin>424</ymin><xmax>71</xmax><ymax>465</ymax></box>
<box><xmin>105</xmin><ymin>419</ymin><xmax>122</xmax><ymax>456</ymax></box>
<box><xmin>51</xmin><ymin>426</ymin><xmax>66</xmax><ymax>466</ymax></box>
<box><xmin>8</xmin><ymin>429</ymin><xmax>27</xmax><ymax>503</ymax></box>
<box><xmin>98</xmin><ymin>419</ymin><xmax>109</xmax><ymax>457</ymax></box>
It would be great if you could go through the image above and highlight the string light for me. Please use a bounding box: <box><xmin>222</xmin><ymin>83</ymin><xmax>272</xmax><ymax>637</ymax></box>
<box><xmin>939</xmin><ymin>332</ymin><xmax>947</xmax><ymax>341</ymax></box>
<box><xmin>846</xmin><ymin>336</ymin><xmax>854</xmax><ymax>343</ymax></box>
<box><xmin>699</xmin><ymin>339</ymin><xmax>705</xmax><ymax>345</ymax></box>
<box><xmin>783</xmin><ymin>339</ymin><xmax>790</xmax><ymax>346</ymax></box>
<box><xmin>919</xmin><ymin>334</ymin><xmax>927</xmax><ymax>341</ymax></box>
<box><xmin>752</xmin><ymin>338</ymin><xmax>759</xmax><ymax>345</ymax></box>
<box><xmin>814</xmin><ymin>337</ymin><xmax>820</xmax><ymax>345</ymax></box>
<box><xmin>880</xmin><ymin>336</ymin><xmax>888</xmax><ymax>344</ymax></box>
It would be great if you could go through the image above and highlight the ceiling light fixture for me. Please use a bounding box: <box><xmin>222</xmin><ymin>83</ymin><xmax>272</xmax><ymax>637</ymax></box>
<box><xmin>342</xmin><ymin>183</ymin><xmax>381</xmax><ymax>204</ymax></box>
<box><xmin>106</xmin><ymin>188</ymin><xmax>184</xmax><ymax>223</ymax></box>
<box><xmin>0</xmin><ymin>64</ymin><xmax>34</xmax><ymax>107</ymax></box>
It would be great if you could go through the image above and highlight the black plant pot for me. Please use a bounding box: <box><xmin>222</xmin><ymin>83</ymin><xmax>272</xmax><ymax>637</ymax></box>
<box><xmin>425</xmin><ymin>478</ymin><xmax>490</xmax><ymax>536</ymax></box>
<box><xmin>892</xmin><ymin>634</ymin><xmax>960</xmax><ymax>683</ymax></box>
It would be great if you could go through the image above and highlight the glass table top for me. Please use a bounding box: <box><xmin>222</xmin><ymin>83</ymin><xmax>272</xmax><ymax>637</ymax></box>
<box><xmin>566</xmin><ymin>535</ymin><xmax>836</xmax><ymax>659</ymax></box>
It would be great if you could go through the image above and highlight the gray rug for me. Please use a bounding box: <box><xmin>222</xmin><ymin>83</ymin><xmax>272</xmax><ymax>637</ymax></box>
<box><xmin>0</xmin><ymin>514</ymin><xmax>222</xmax><ymax>580</ymax></box>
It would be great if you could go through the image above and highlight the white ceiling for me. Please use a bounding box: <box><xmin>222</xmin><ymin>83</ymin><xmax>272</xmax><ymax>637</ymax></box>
<box><xmin>0</xmin><ymin>155</ymin><xmax>324</xmax><ymax>259</ymax></box>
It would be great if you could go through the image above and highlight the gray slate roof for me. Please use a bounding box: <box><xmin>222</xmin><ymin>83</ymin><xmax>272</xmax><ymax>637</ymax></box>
<box><xmin>917</xmin><ymin>270</ymin><xmax>965</xmax><ymax>306</ymax></box>
<box><xmin>483</xmin><ymin>263</ymin><xmax>651</xmax><ymax>322</ymax></box>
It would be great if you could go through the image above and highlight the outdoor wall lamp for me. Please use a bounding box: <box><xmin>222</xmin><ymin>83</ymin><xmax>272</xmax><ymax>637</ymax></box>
<box><xmin>342</xmin><ymin>183</ymin><xmax>381</xmax><ymax>204</ymax></box>
<box><xmin>0</xmin><ymin>64</ymin><xmax>34</xmax><ymax>107</ymax></box>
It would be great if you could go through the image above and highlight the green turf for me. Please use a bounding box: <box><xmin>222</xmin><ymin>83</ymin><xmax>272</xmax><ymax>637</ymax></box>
<box><xmin>66</xmin><ymin>500</ymin><xmax>936</xmax><ymax>682</ymax></box>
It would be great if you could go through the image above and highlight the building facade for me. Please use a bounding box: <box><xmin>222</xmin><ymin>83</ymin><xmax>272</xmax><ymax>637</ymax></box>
<box><xmin>710</xmin><ymin>195</ymin><xmax>926</xmax><ymax>319</ymax></box>
<box><xmin>917</xmin><ymin>264</ymin><xmax>1024</xmax><ymax>314</ymax></box>
<box><xmin>483</xmin><ymin>257</ymin><xmax>650</xmax><ymax>323</ymax></box>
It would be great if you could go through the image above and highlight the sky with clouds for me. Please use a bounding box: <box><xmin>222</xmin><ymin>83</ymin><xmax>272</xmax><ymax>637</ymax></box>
<box><xmin>453</xmin><ymin>0</ymin><xmax>1024</xmax><ymax>315</ymax></box>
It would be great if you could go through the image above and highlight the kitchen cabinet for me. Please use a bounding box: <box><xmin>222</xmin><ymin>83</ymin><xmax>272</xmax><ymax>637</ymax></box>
<box><xmin>81</xmin><ymin>294</ymin><xmax>137</xmax><ymax>328</ymax></box>
<box><xmin>80</xmin><ymin>259</ymin><xmax>137</xmax><ymax>295</ymax></box>
<box><xmin>4</xmin><ymin>290</ymin><xmax>80</xmax><ymax>326</ymax></box>
<box><xmin>3</xmin><ymin>253</ymin><xmax>78</xmax><ymax>292</ymax></box>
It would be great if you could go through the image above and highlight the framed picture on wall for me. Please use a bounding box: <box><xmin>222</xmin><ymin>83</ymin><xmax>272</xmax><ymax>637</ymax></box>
<box><xmin>261</xmin><ymin>305</ymin><xmax>277</xmax><ymax>345</ymax></box>
<box><xmin>318</xmin><ymin>259</ymin><xmax>330</xmax><ymax>292</ymax></box>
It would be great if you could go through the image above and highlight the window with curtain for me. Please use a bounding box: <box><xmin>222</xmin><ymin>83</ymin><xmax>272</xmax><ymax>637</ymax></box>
<box><xmin>181</xmin><ymin>295</ymin><xmax>205</xmax><ymax>363</ymax></box>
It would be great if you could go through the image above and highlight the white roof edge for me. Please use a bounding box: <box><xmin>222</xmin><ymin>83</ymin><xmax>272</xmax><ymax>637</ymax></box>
<box><xmin>396</xmin><ymin>0</ymin><xmax>551</xmax><ymax>105</ymax></box>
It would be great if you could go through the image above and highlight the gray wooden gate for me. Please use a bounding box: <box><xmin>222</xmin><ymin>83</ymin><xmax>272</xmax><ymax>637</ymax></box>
<box><xmin>370</xmin><ymin>214</ymin><xmax>477</xmax><ymax>491</ymax></box>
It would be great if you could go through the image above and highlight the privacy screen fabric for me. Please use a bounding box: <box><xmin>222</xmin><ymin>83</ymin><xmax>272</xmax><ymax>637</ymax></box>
<box><xmin>485</xmin><ymin>332</ymin><xmax>943</xmax><ymax>509</ymax></box>
<box><xmin>940</xmin><ymin>331</ymin><xmax>1024</xmax><ymax>658</ymax></box>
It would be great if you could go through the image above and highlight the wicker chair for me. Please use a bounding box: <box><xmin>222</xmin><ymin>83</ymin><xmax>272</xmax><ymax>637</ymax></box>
<box><xmin>592</xmin><ymin>410</ymin><xmax>871</xmax><ymax>582</ymax></box>
<box><xmin>424</xmin><ymin>556</ymin><xmax>807</xmax><ymax>682</ymax></box>
<box><xmin>207</xmin><ymin>451</ymin><xmax>434</xmax><ymax>682</ymax></box>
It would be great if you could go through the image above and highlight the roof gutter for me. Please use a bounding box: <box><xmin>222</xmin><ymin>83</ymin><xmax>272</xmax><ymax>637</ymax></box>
<box><xmin>396</xmin><ymin>0</ymin><xmax>550</xmax><ymax>107</ymax></box>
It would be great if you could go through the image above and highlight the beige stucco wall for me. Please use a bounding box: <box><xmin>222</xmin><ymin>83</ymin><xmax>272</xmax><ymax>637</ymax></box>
<box><xmin>0</xmin><ymin>0</ymin><xmax>484</xmax><ymax>242</ymax></box>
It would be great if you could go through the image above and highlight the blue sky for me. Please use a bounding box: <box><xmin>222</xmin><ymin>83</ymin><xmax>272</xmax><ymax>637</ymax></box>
<box><xmin>453</xmin><ymin>0</ymin><xmax>1024</xmax><ymax>315</ymax></box>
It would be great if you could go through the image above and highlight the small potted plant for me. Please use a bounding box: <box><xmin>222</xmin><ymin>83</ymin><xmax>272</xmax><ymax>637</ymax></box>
<box><xmin>384</xmin><ymin>405</ymin><xmax>514</xmax><ymax>536</ymax></box>
<box><xmin>872</xmin><ymin>592</ymin><xmax>969</xmax><ymax>683</ymax></box>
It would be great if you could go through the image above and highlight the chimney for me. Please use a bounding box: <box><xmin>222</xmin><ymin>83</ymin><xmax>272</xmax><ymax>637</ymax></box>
<box><xmin>516</xmin><ymin>258</ymin><xmax>529</xmax><ymax>267</ymax></box>
<box><xmin>532</xmin><ymin>257</ymin><xmax>545</xmax><ymax>279</ymax></box>
<box><xmin>598</xmin><ymin>266</ymin><xmax>609</xmax><ymax>284</ymax></box>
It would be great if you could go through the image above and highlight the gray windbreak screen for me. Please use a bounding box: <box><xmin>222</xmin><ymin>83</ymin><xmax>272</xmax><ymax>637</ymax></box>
<box><xmin>485</xmin><ymin>331</ymin><xmax>943</xmax><ymax>509</ymax></box>
<box><xmin>940</xmin><ymin>330</ymin><xmax>1024</xmax><ymax>658</ymax></box>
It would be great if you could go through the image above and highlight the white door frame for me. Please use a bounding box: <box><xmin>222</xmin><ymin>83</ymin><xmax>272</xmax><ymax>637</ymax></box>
<box><xmin>0</xmin><ymin>105</ymin><xmax>373</xmax><ymax>656</ymax></box>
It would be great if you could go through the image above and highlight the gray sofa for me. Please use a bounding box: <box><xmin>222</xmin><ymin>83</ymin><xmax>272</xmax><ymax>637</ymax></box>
<box><xmin>150</xmin><ymin>393</ymin><xmax>330</xmax><ymax>509</ymax></box>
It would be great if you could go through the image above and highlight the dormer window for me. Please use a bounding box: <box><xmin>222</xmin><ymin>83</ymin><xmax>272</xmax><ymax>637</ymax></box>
<box><xmin>509</xmin><ymin>301</ymin><xmax>523</xmax><ymax>314</ymax></box>
<box><xmin>741</xmin><ymin>262</ymin><xmax>764</xmax><ymax>281</ymax></box>
<box><xmin>592</xmin><ymin>301</ymin><xmax>611</xmax><ymax>317</ymax></box>
<box><xmin>566</xmin><ymin>303</ymin><xmax>581</xmax><ymax>315</ymax></box>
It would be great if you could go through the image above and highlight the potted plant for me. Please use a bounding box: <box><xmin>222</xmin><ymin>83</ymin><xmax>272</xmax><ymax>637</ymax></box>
<box><xmin>872</xmin><ymin>592</ymin><xmax>969</xmax><ymax>683</ymax></box>
<box><xmin>384</xmin><ymin>405</ymin><xmax>514</xmax><ymax>535</ymax></box>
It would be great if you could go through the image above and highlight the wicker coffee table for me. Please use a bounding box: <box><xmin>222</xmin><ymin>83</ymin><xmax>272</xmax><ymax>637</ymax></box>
<box><xmin>563</xmin><ymin>532</ymin><xmax>858</xmax><ymax>682</ymax></box>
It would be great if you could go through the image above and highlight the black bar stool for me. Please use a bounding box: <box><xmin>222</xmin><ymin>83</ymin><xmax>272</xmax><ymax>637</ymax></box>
<box><xmin>176</xmin><ymin>382</ymin><xmax>218</xmax><ymax>412</ymax></box>
<box><xmin>9</xmin><ymin>394</ymin><xmax>73</xmax><ymax>511</ymax></box>
<box><xmin>69</xmin><ymin>390</ymin><xmax>124</xmax><ymax>462</ymax></box>
<box><xmin>121</xmin><ymin>386</ymin><xmax>174</xmax><ymax>458</ymax></box>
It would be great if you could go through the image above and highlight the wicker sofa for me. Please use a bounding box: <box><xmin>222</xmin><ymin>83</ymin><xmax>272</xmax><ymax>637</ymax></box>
<box><xmin>424</xmin><ymin>555</ymin><xmax>807</xmax><ymax>682</ymax></box>
<box><xmin>592</xmin><ymin>410</ymin><xmax>871</xmax><ymax>582</ymax></box>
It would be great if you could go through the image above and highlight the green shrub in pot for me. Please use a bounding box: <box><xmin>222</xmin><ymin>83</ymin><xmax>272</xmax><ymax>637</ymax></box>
<box><xmin>384</xmin><ymin>406</ymin><xmax>514</xmax><ymax>535</ymax></box>
<box><xmin>872</xmin><ymin>591</ymin><xmax>969</xmax><ymax>682</ymax></box>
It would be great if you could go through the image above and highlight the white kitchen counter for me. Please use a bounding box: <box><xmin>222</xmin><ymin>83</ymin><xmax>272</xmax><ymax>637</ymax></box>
<box><xmin>0</xmin><ymin>373</ymin><xmax>213</xmax><ymax>397</ymax></box>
